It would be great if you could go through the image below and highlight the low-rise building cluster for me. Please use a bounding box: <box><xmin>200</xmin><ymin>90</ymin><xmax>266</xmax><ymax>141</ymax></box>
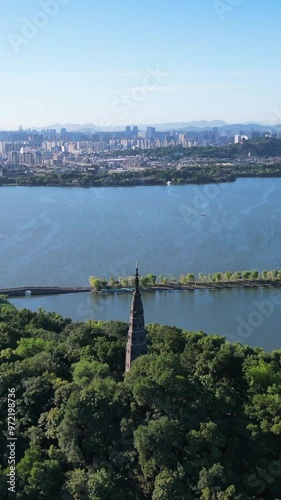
<box><xmin>0</xmin><ymin>126</ymin><xmax>280</xmax><ymax>176</ymax></box>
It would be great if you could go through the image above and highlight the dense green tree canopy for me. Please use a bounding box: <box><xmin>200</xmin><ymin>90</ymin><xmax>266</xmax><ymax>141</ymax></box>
<box><xmin>0</xmin><ymin>297</ymin><xmax>281</xmax><ymax>498</ymax></box>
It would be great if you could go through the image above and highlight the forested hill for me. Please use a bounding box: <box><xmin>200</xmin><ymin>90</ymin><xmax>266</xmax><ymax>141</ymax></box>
<box><xmin>1</xmin><ymin>297</ymin><xmax>281</xmax><ymax>499</ymax></box>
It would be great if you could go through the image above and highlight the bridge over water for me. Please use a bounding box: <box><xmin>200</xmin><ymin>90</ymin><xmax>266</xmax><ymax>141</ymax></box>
<box><xmin>0</xmin><ymin>287</ymin><xmax>92</xmax><ymax>297</ymax></box>
<box><xmin>2</xmin><ymin>281</ymin><xmax>281</xmax><ymax>298</ymax></box>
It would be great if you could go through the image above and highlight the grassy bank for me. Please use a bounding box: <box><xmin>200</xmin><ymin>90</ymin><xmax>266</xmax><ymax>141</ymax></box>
<box><xmin>89</xmin><ymin>270</ymin><xmax>281</xmax><ymax>291</ymax></box>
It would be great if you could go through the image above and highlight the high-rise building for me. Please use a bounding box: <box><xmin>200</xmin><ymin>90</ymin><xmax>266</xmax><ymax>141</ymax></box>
<box><xmin>35</xmin><ymin>152</ymin><xmax>42</xmax><ymax>165</ymax></box>
<box><xmin>60</xmin><ymin>128</ymin><xmax>67</xmax><ymax>139</ymax></box>
<box><xmin>11</xmin><ymin>152</ymin><xmax>19</xmax><ymax>164</ymax></box>
<box><xmin>125</xmin><ymin>126</ymin><xmax>132</xmax><ymax>137</ymax></box>
<box><xmin>146</xmin><ymin>126</ymin><xmax>156</xmax><ymax>139</ymax></box>
<box><xmin>132</xmin><ymin>126</ymin><xmax>138</xmax><ymax>137</ymax></box>
<box><xmin>125</xmin><ymin>266</ymin><xmax>148</xmax><ymax>372</ymax></box>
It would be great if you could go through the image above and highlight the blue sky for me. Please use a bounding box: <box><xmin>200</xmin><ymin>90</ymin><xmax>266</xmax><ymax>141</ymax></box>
<box><xmin>1</xmin><ymin>0</ymin><xmax>281</xmax><ymax>128</ymax></box>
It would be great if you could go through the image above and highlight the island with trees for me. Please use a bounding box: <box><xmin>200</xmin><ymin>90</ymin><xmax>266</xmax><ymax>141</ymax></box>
<box><xmin>0</xmin><ymin>296</ymin><xmax>281</xmax><ymax>499</ymax></box>
<box><xmin>89</xmin><ymin>269</ymin><xmax>281</xmax><ymax>292</ymax></box>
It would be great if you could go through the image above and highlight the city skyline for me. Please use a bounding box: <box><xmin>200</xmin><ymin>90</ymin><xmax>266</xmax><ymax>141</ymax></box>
<box><xmin>2</xmin><ymin>119</ymin><xmax>281</xmax><ymax>134</ymax></box>
<box><xmin>1</xmin><ymin>0</ymin><xmax>281</xmax><ymax>128</ymax></box>
<box><xmin>1</xmin><ymin>122</ymin><xmax>280</xmax><ymax>175</ymax></box>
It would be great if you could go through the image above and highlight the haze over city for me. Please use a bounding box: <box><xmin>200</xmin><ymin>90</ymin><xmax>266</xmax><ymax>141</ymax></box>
<box><xmin>1</xmin><ymin>0</ymin><xmax>281</xmax><ymax>129</ymax></box>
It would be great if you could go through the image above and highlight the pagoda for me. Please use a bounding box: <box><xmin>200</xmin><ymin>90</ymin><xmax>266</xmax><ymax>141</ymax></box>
<box><xmin>125</xmin><ymin>265</ymin><xmax>148</xmax><ymax>372</ymax></box>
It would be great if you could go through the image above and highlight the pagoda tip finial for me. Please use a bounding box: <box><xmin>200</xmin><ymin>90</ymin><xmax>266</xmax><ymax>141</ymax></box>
<box><xmin>135</xmin><ymin>263</ymin><xmax>140</xmax><ymax>292</ymax></box>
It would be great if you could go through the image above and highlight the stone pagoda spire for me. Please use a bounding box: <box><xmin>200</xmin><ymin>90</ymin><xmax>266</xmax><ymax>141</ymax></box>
<box><xmin>125</xmin><ymin>265</ymin><xmax>148</xmax><ymax>372</ymax></box>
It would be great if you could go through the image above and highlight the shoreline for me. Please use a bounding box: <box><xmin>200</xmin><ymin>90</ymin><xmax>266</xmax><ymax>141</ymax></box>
<box><xmin>101</xmin><ymin>280</ymin><xmax>281</xmax><ymax>293</ymax></box>
<box><xmin>3</xmin><ymin>280</ymin><xmax>281</xmax><ymax>297</ymax></box>
<box><xmin>1</xmin><ymin>172</ymin><xmax>281</xmax><ymax>189</ymax></box>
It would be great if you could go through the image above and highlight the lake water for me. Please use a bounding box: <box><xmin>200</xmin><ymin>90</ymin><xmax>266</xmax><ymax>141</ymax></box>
<box><xmin>2</xmin><ymin>178</ymin><xmax>281</xmax><ymax>351</ymax></box>
<box><xmin>10</xmin><ymin>287</ymin><xmax>281</xmax><ymax>351</ymax></box>
<box><xmin>1</xmin><ymin>178</ymin><xmax>281</xmax><ymax>288</ymax></box>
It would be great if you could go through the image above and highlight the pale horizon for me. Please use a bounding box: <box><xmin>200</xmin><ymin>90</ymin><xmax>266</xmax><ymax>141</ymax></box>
<box><xmin>2</xmin><ymin>118</ymin><xmax>281</xmax><ymax>132</ymax></box>
<box><xmin>1</xmin><ymin>0</ymin><xmax>281</xmax><ymax>129</ymax></box>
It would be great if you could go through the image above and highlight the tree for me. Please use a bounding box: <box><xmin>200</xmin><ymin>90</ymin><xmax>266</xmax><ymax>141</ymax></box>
<box><xmin>0</xmin><ymin>303</ymin><xmax>17</xmax><ymax>322</ymax></box>
<box><xmin>246</xmin><ymin>387</ymin><xmax>281</xmax><ymax>436</ymax></box>
<box><xmin>101</xmin><ymin>279</ymin><xmax>108</xmax><ymax>287</ymax></box>
<box><xmin>233</xmin><ymin>272</ymin><xmax>242</xmax><ymax>281</ymax></box>
<box><xmin>15</xmin><ymin>337</ymin><xmax>52</xmax><ymax>358</ymax></box>
<box><xmin>140</xmin><ymin>276</ymin><xmax>150</xmax><ymax>287</ymax></box>
<box><xmin>152</xmin><ymin>466</ymin><xmax>188</xmax><ymax>500</ymax></box>
<box><xmin>251</xmin><ymin>270</ymin><xmax>259</xmax><ymax>280</ymax></box>
<box><xmin>179</xmin><ymin>274</ymin><xmax>187</xmax><ymax>284</ymax></box>
<box><xmin>169</xmin><ymin>274</ymin><xmax>177</xmax><ymax>284</ymax></box>
<box><xmin>0</xmin><ymin>295</ymin><xmax>9</xmax><ymax>305</ymax></box>
<box><xmin>73</xmin><ymin>359</ymin><xmax>110</xmax><ymax>386</ymax></box>
<box><xmin>197</xmin><ymin>464</ymin><xmax>227</xmax><ymax>495</ymax></box>
<box><xmin>119</xmin><ymin>277</ymin><xmax>129</xmax><ymax>287</ymax></box>
<box><xmin>127</xmin><ymin>276</ymin><xmax>135</xmax><ymax>287</ymax></box>
<box><xmin>24</xmin><ymin>460</ymin><xmax>63</xmax><ymax>499</ymax></box>
<box><xmin>213</xmin><ymin>273</ymin><xmax>222</xmax><ymax>282</ymax></box>
<box><xmin>0</xmin><ymin>323</ymin><xmax>22</xmax><ymax>350</ymax></box>
<box><xmin>245</xmin><ymin>360</ymin><xmax>281</xmax><ymax>391</ymax></box>
<box><xmin>89</xmin><ymin>277</ymin><xmax>102</xmax><ymax>291</ymax></box>
<box><xmin>88</xmin><ymin>468</ymin><xmax>114</xmax><ymax>499</ymax></box>
<box><xmin>134</xmin><ymin>417</ymin><xmax>181</xmax><ymax>479</ymax></box>
<box><xmin>29</xmin><ymin>309</ymin><xmax>71</xmax><ymax>333</ymax></box>
<box><xmin>186</xmin><ymin>273</ymin><xmax>195</xmax><ymax>282</ymax></box>
<box><xmin>108</xmin><ymin>276</ymin><xmax>117</xmax><ymax>287</ymax></box>
<box><xmin>65</xmin><ymin>469</ymin><xmax>89</xmax><ymax>499</ymax></box>
<box><xmin>223</xmin><ymin>272</ymin><xmax>232</xmax><ymax>281</ymax></box>
<box><xmin>158</xmin><ymin>275</ymin><xmax>168</xmax><ymax>285</ymax></box>
<box><xmin>147</xmin><ymin>274</ymin><xmax>157</xmax><ymax>286</ymax></box>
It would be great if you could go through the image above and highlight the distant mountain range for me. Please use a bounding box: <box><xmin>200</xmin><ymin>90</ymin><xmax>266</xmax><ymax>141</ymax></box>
<box><xmin>39</xmin><ymin>121</ymin><xmax>281</xmax><ymax>133</ymax></box>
